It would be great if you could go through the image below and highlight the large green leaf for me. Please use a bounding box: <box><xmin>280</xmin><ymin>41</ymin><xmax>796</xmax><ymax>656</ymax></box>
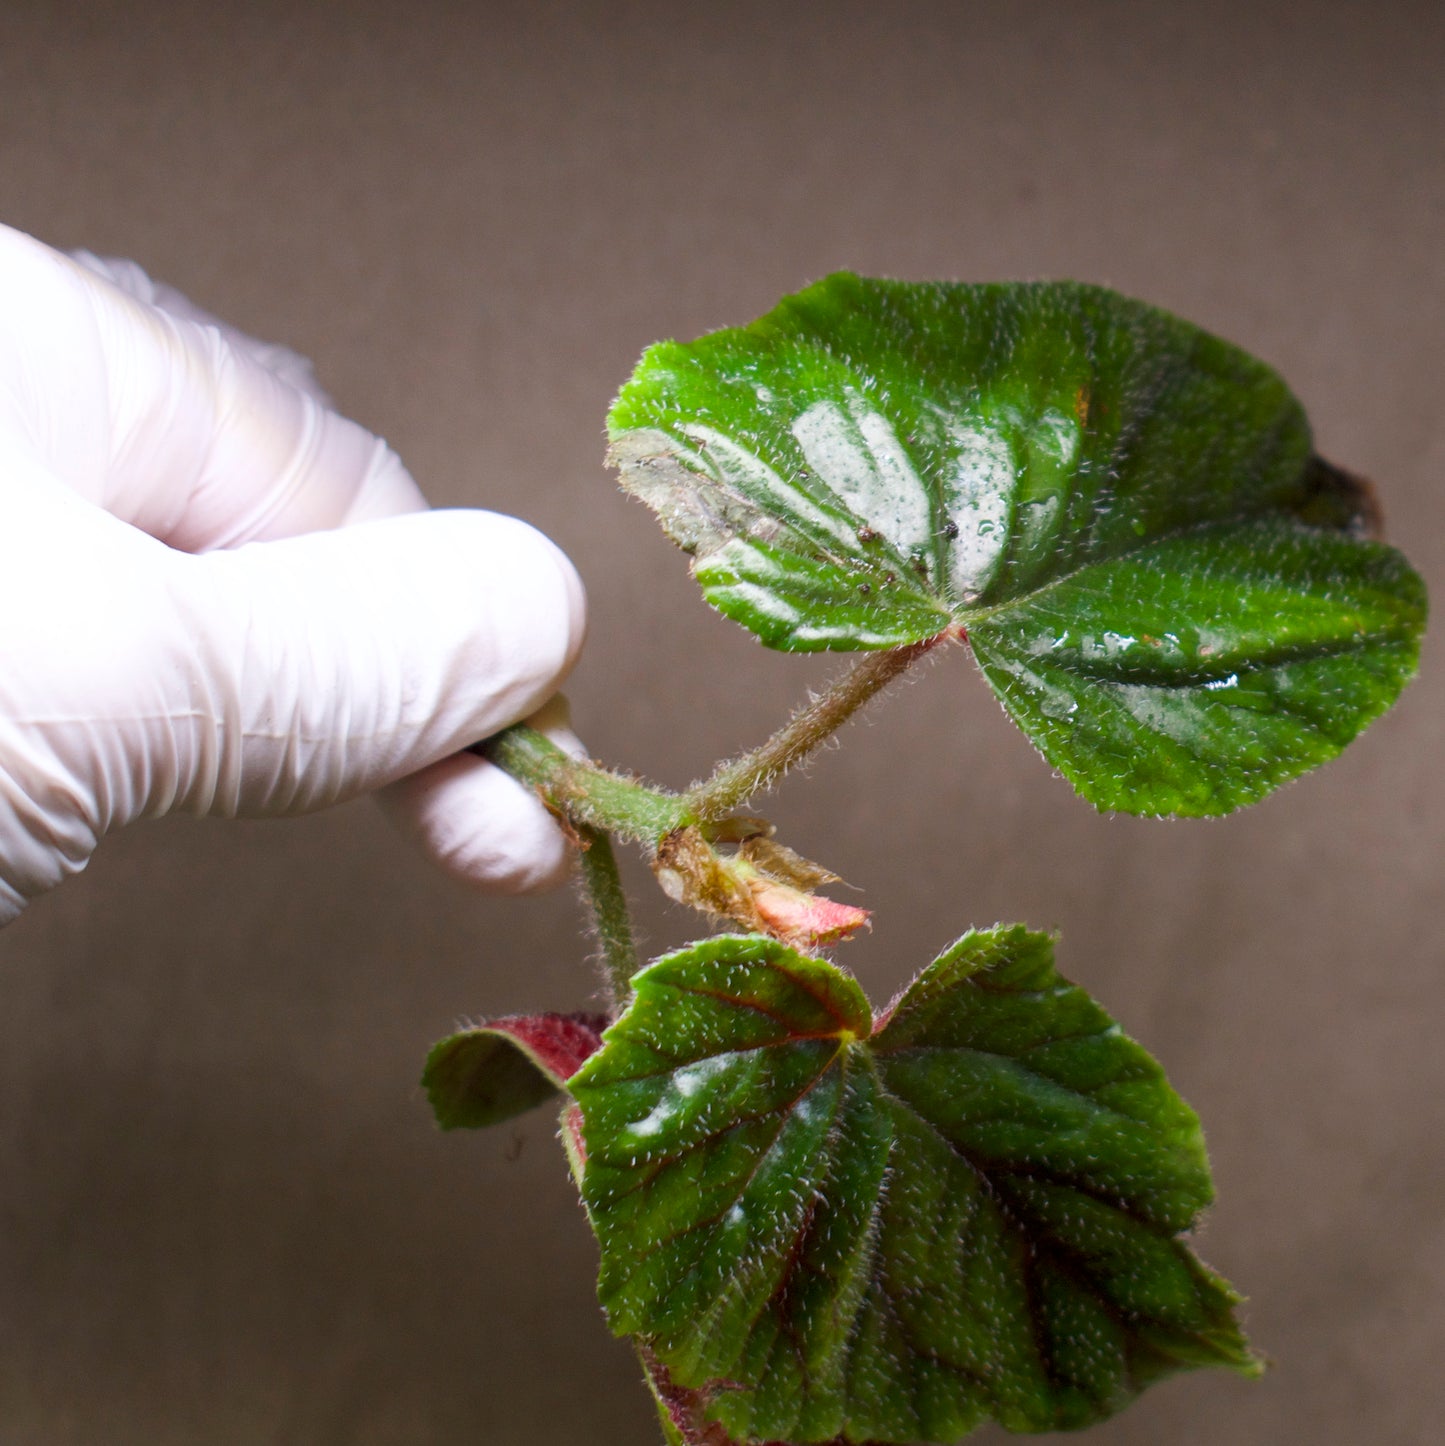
<box><xmin>607</xmin><ymin>275</ymin><xmax>1425</xmax><ymax>814</ymax></box>
<box><xmin>572</xmin><ymin>929</ymin><xmax>1256</xmax><ymax>1443</ymax></box>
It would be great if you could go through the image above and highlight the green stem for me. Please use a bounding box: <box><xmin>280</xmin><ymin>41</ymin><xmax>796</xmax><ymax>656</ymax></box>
<box><xmin>484</xmin><ymin>635</ymin><xmax>948</xmax><ymax>845</ymax></box>
<box><xmin>483</xmin><ymin>641</ymin><xmax>942</xmax><ymax>954</ymax></box>
<box><xmin>481</xmin><ymin>727</ymin><xmax>688</xmax><ymax>843</ymax></box>
<box><xmin>685</xmin><ymin>635</ymin><xmax>948</xmax><ymax>821</ymax></box>
<box><xmin>575</xmin><ymin>825</ymin><xmax>638</xmax><ymax>1008</ymax></box>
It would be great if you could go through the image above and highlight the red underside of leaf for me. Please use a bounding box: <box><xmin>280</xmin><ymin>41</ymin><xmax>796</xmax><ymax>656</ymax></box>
<box><xmin>641</xmin><ymin>1347</ymin><xmax>781</xmax><ymax>1446</ymax></box>
<box><xmin>486</xmin><ymin>1011</ymin><xmax>610</xmax><ymax>1083</ymax></box>
<box><xmin>563</xmin><ymin>1102</ymin><xmax>587</xmax><ymax>1166</ymax></box>
<box><xmin>642</xmin><ymin>1348</ymin><xmax>894</xmax><ymax>1446</ymax></box>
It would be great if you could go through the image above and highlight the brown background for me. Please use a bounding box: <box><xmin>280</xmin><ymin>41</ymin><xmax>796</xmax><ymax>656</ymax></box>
<box><xmin>1</xmin><ymin>2</ymin><xmax>1441</xmax><ymax>1442</ymax></box>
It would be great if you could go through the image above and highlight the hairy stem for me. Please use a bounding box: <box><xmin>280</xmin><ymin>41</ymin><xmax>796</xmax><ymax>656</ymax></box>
<box><xmin>481</xmin><ymin>727</ymin><xmax>688</xmax><ymax>843</ymax></box>
<box><xmin>685</xmin><ymin>634</ymin><xmax>951</xmax><ymax>821</ymax></box>
<box><xmin>575</xmin><ymin>826</ymin><xmax>638</xmax><ymax>1008</ymax></box>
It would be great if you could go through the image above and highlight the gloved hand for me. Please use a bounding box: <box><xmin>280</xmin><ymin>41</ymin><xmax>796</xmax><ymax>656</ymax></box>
<box><xmin>0</xmin><ymin>224</ymin><xmax>586</xmax><ymax>926</ymax></box>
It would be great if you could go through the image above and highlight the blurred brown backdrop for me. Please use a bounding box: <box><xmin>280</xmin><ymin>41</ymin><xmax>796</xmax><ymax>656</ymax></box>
<box><xmin>1</xmin><ymin>2</ymin><xmax>1441</xmax><ymax>1442</ymax></box>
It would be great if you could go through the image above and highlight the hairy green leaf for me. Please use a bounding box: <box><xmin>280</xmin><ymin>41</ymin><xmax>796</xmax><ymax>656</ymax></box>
<box><xmin>969</xmin><ymin>516</ymin><xmax>1425</xmax><ymax>813</ymax></box>
<box><xmin>607</xmin><ymin>275</ymin><xmax>1425</xmax><ymax>814</ymax></box>
<box><xmin>572</xmin><ymin>930</ymin><xmax>1255</xmax><ymax>1443</ymax></box>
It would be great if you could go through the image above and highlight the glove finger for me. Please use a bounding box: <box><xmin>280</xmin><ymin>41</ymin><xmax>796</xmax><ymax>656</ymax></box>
<box><xmin>0</xmin><ymin>223</ymin><xmax>425</xmax><ymax>549</ymax></box>
<box><xmin>379</xmin><ymin>754</ymin><xmax>574</xmax><ymax>895</ymax></box>
<box><xmin>69</xmin><ymin>248</ymin><xmax>336</xmax><ymax>407</ymax></box>
<box><xmin>0</xmin><ymin>457</ymin><xmax>585</xmax><ymax>920</ymax></box>
<box><xmin>170</xmin><ymin>509</ymin><xmax>586</xmax><ymax>818</ymax></box>
<box><xmin>377</xmin><ymin>695</ymin><xmax>587</xmax><ymax>894</ymax></box>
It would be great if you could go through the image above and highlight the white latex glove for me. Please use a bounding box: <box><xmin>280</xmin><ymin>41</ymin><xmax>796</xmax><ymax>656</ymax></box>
<box><xmin>0</xmin><ymin>224</ymin><xmax>587</xmax><ymax>926</ymax></box>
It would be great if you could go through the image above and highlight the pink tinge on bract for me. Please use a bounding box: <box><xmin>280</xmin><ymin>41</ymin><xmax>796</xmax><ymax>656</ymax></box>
<box><xmin>746</xmin><ymin>876</ymin><xmax>871</xmax><ymax>947</ymax></box>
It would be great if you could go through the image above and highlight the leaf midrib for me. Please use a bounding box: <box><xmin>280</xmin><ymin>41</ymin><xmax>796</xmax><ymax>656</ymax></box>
<box><xmin>635</xmin><ymin>1035</ymin><xmax>1193</xmax><ymax>1421</ymax></box>
<box><xmin>707</xmin><ymin>1045</ymin><xmax>1177</xmax><ymax>1438</ymax></box>
<box><xmin>956</xmin><ymin>511</ymin><xmax>1368</xmax><ymax>635</ymax></box>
